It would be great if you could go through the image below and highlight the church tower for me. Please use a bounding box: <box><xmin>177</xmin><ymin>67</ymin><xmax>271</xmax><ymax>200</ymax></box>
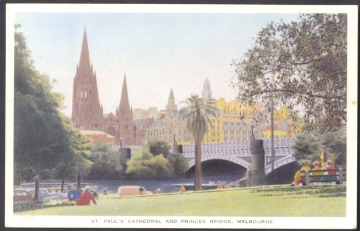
<box><xmin>202</xmin><ymin>78</ymin><xmax>212</xmax><ymax>101</ymax></box>
<box><xmin>166</xmin><ymin>88</ymin><xmax>177</xmax><ymax>113</ymax></box>
<box><xmin>72</xmin><ymin>28</ymin><xmax>103</xmax><ymax>130</ymax></box>
<box><xmin>116</xmin><ymin>75</ymin><xmax>134</xmax><ymax>146</ymax></box>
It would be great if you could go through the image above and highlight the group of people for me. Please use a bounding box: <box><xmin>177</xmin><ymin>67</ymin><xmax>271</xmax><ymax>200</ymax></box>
<box><xmin>217</xmin><ymin>183</ymin><xmax>230</xmax><ymax>189</ymax></box>
<box><xmin>291</xmin><ymin>151</ymin><xmax>337</xmax><ymax>186</ymax></box>
<box><xmin>64</xmin><ymin>184</ymin><xmax>97</xmax><ymax>206</ymax></box>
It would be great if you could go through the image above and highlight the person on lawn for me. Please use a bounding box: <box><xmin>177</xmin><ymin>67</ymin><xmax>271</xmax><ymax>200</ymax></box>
<box><xmin>62</xmin><ymin>184</ymin><xmax>81</xmax><ymax>206</ymax></box>
<box><xmin>76</xmin><ymin>186</ymin><xmax>97</xmax><ymax>205</ymax></box>
<box><xmin>291</xmin><ymin>163</ymin><xmax>311</xmax><ymax>186</ymax></box>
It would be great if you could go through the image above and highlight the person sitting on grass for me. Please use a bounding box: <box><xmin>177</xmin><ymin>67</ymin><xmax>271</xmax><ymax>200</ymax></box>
<box><xmin>179</xmin><ymin>186</ymin><xmax>186</xmax><ymax>193</ymax></box>
<box><xmin>310</xmin><ymin>161</ymin><xmax>323</xmax><ymax>183</ymax></box>
<box><xmin>290</xmin><ymin>163</ymin><xmax>311</xmax><ymax>186</ymax></box>
<box><xmin>323</xmin><ymin>160</ymin><xmax>339</xmax><ymax>184</ymax></box>
<box><xmin>76</xmin><ymin>186</ymin><xmax>97</xmax><ymax>206</ymax></box>
<box><xmin>62</xmin><ymin>184</ymin><xmax>81</xmax><ymax>206</ymax></box>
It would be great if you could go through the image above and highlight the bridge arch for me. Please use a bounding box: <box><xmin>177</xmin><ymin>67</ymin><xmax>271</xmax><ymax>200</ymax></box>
<box><xmin>188</xmin><ymin>155</ymin><xmax>251</xmax><ymax>170</ymax></box>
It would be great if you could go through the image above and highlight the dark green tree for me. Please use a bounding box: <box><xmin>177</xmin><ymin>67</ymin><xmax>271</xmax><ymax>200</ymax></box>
<box><xmin>321</xmin><ymin>133</ymin><xmax>346</xmax><ymax>166</ymax></box>
<box><xmin>291</xmin><ymin>134</ymin><xmax>321</xmax><ymax>164</ymax></box>
<box><xmin>232</xmin><ymin>14</ymin><xmax>347</xmax><ymax>136</ymax></box>
<box><xmin>167</xmin><ymin>152</ymin><xmax>189</xmax><ymax>177</ymax></box>
<box><xmin>87</xmin><ymin>142</ymin><xmax>124</xmax><ymax>179</ymax></box>
<box><xmin>180</xmin><ymin>95</ymin><xmax>218</xmax><ymax>190</ymax></box>
<box><xmin>292</xmin><ymin>133</ymin><xmax>346</xmax><ymax>166</ymax></box>
<box><xmin>14</xmin><ymin>24</ymin><xmax>93</xmax><ymax>181</ymax></box>
<box><xmin>148</xmin><ymin>140</ymin><xmax>170</xmax><ymax>158</ymax></box>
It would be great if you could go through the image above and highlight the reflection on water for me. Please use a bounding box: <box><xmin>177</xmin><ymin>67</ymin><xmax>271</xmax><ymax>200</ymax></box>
<box><xmin>85</xmin><ymin>174</ymin><xmax>245</xmax><ymax>193</ymax></box>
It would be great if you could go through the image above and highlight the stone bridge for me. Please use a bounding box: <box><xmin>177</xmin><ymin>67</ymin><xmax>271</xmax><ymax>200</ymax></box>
<box><xmin>128</xmin><ymin>138</ymin><xmax>297</xmax><ymax>175</ymax></box>
<box><xmin>181</xmin><ymin>138</ymin><xmax>296</xmax><ymax>175</ymax></box>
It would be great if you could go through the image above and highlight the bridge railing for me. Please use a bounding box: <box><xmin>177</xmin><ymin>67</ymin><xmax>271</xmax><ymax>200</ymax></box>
<box><xmin>182</xmin><ymin>138</ymin><xmax>296</xmax><ymax>158</ymax></box>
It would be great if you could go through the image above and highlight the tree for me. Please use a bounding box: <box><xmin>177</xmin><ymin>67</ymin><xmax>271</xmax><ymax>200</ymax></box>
<box><xmin>321</xmin><ymin>133</ymin><xmax>346</xmax><ymax>166</ymax></box>
<box><xmin>232</xmin><ymin>14</ymin><xmax>347</xmax><ymax>136</ymax></box>
<box><xmin>292</xmin><ymin>132</ymin><xmax>346</xmax><ymax>166</ymax></box>
<box><xmin>291</xmin><ymin>134</ymin><xmax>321</xmax><ymax>164</ymax></box>
<box><xmin>125</xmin><ymin>141</ymin><xmax>189</xmax><ymax>178</ymax></box>
<box><xmin>148</xmin><ymin>140</ymin><xmax>170</xmax><ymax>158</ymax></box>
<box><xmin>14</xmin><ymin>24</ymin><xmax>93</xmax><ymax>181</ymax></box>
<box><xmin>179</xmin><ymin>95</ymin><xmax>218</xmax><ymax>190</ymax></box>
<box><xmin>167</xmin><ymin>152</ymin><xmax>189</xmax><ymax>177</ymax></box>
<box><xmin>126</xmin><ymin>144</ymin><xmax>173</xmax><ymax>178</ymax></box>
<box><xmin>87</xmin><ymin>142</ymin><xmax>123</xmax><ymax>179</ymax></box>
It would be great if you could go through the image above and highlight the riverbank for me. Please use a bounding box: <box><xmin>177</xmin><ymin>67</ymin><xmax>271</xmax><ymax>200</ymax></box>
<box><xmin>16</xmin><ymin>184</ymin><xmax>346</xmax><ymax>216</ymax></box>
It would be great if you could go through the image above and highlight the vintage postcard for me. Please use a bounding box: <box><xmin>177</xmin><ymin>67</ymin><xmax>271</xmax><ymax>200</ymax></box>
<box><xmin>5</xmin><ymin>4</ymin><xmax>358</xmax><ymax>229</ymax></box>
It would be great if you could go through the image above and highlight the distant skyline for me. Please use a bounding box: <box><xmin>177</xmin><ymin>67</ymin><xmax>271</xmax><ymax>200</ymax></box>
<box><xmin>14</xmin><ymin>10</ymin><xmax>301</xmax><ymax>117</ymax></box>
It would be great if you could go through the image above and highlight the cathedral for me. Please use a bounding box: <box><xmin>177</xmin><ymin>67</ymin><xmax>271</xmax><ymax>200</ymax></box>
<box><xmin>71</xmin><ymin>29</ymin><xmax>135</xmax><ymax>146</ymax></box>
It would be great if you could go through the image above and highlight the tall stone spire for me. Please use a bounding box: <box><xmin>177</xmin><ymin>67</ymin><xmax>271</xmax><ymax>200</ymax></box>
<box><xmin>118</xmin><ymin>74</ymin><xmax>134</xmax><ymax>146</ymax></box>
<box><xmin>168</xmin><ymin>88</ymin><xmax>175</xmax><ymax>105</ymax></box>
<box><xmin>119</xmin><ymin>74</ymin><xmax>130</xmax><ymax>113</ymax></box>
<box><xmin>79</xmin><ymin>28</ymin><xmax>91</xmax><ymax>70</ymax></box>
<box><xmin>71</xmin><ymin>28</ymin><xmax>103</xmax><ymax>130</ymax></box>
<box><xmin>202</xmin><ymin>78</ymin><xmax>212</xmax><ymax>101</ymax></box>
<box><xmin>166</xmin><ymin>88</ymin><xmax>177</xmax><ymax>112</ymax></box>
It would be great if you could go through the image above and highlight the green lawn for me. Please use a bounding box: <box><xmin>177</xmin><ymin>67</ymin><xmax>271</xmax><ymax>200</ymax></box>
<box><xmin>17</xmin><ymin>184</ymin><xmax>346</xmax><ymax>217</ymax></box>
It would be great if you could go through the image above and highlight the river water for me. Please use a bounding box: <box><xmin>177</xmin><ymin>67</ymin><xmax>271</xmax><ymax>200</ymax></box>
<box><xmin>84</xmin><ymin>174</ymin><xmax>244</xmax><ymax>194</ymax></box>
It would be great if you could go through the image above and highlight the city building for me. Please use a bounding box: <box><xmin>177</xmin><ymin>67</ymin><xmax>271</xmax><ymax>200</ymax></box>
<box><xmin>133</xmin><ymin>107</ymin><xmax>165</xmax><ymax>120</ymax></box>
<box><xmin>71</xmin><ymin>29</ymin><xmax>135</xmax><ymax>146</ymax></box>
<box><xmin>79</xmin><ymin>130</ymin><xmax>116</xmax><ymax>145</ymax></box>
<box><xmin>71</xmin><ymin>29</ymin><xmax>301</xmax><ymax>147</ymax></box>
<box><xmin>146</xmin><ymin>89</ymin><xmax>193</xmax><ymax>144</ymax></box>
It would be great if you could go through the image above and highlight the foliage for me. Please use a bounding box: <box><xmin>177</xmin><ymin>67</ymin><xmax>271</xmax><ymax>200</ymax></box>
<box><xmin>232</xmin><ymin>14</ymin><xmax>347</xmax><ymax>136</ymax></box>
<box><xmin>292</xmin><ymin>133</ymin><xmax>346</xmax><ymax>166</ymax></box>
<box><xmin>321</xmin><ymin>133</ymin><xmax>346</xmax><ymax>166</ymax></box>
<box><xmin>180</xmin><ymin>95</ymin><xmax>218</xmax><ymax>142</ymax></box>
<box><xmin>291</xmin><ymin>135</ymin><xmax>322</xmax><ymax>164</ymax></box>
<box><xmin>167</xmin><ymin>152</ymin><xmax>189</xmax><ymax>177</ymax></box>
<box><xmin>125</xmin><ymin>141</ymin><xmax>189</xmax><ymax>178</ymax></box>
<box><xmin>180</xmin><ymin>95</ymin><xmax>218</xmax><ymax>190</ymax></box>
<box><xmin>87</xmin><ymin>142</ymin><xmax>124</xmax><ymax>179</ymax></box>
<box><xmin>126</xmin><ymin>144</ymin><xmax>173</xmax><ymax>178</ymax></box>
<box><xmin>14</xmin><ymin>24</ymin><xmax>93</xmax><ymax>182</ymax></box>
<box><xmin>148</xmin><ymin>140</ymin><xmax>170</xmax><ymax>158</ymax></box>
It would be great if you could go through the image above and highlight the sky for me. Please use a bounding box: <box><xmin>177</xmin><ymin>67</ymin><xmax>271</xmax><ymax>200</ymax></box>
<box><xmin>14</xmin><ymin>10</ymin><xmax>302</xmax><ymax>117</ymax></box>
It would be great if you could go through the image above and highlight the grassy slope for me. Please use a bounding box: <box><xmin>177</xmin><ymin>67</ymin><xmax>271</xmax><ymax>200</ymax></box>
<box><xmin>17</xmin><ymin>184</ymin><xmax>346</xmax><ymax>217</ymax></box>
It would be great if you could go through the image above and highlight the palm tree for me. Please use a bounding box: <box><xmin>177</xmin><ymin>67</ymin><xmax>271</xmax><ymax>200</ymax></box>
<box><xmin>180</xmin><ymin>95</ymin><xmax>218</xmax><ymax>190</ymax></box>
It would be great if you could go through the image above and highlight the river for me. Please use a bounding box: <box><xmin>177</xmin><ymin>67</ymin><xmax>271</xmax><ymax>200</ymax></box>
<box><xmin>84</xmin><ymin>174</ymin><xmax>245</xmax><ymax>194</ymax></box>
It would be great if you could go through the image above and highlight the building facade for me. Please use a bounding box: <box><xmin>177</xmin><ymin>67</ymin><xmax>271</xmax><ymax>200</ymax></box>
<box><xmin>71</xmin><ymin>29</ymin><xmax>135</xmax><ymax>146</ymax></box>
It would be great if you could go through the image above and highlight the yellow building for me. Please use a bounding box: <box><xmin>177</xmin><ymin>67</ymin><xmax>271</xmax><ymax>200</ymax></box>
<box><xmin>203</xmin><ymin>98</ymin><xmax>262</xmax><ymax>143</ymax></box>
<box><xmin>145</xmin><ymin>79</ymin><xmax>303</xmax><ymax>146</ymax></box>
<box><xmin>274</xmin><ymin>106</ymin><xmax>290</xmax><ymax>122</ymax></box>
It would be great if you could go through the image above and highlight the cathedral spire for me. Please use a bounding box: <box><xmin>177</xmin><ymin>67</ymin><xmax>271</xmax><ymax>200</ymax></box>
<box><xmin>79</xmin><ymin>28</ymin><xmax>91</xmax><ymax>69</ymax></box>
<box><xmin>119</xmin><ymin>74</ymin><xmax>130</xmax><ymax>112</ymax></box>
<box><xmin>72</xmin><ymin>28</ymin><xmax>103</xmax><ymax>129</ymax></box>
<box><xmin>168</xmin><ymin>88</ymin><xmax>175</xmax><ymax>104</ymax></box>
<box><xmin>169</xmin><ymin>88</ymin><xmax>174</xmax><ymax>99</ymax></box>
